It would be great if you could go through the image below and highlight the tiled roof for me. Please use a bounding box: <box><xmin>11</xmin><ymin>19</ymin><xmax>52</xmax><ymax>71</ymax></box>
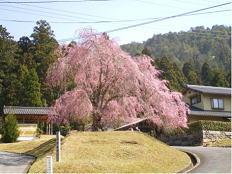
<box><xmin>114</xmin><ymin>117</ymin><xmax>149</xmax><ymax>131</ymax></box>
<box><xmin>186</xmin><ymin>85</ymin><xmax>231</xmax><ymax>95</ymax></box>
<box><xmin>3</xmin><ymin>106</ymin><xmax>57</xmax><ymax>115</ymax></box>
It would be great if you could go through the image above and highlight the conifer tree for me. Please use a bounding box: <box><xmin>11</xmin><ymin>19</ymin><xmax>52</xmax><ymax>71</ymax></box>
<box><xmin>211</xmin><ymin>70</ymin><xmax>230</xmax><ymax>87</ymax></box>
<box><xmin>30</xmin><ymin>20</ymin><xmax>58</xmax><ymax>105</ymax></box>
<box><xmin>22</xmin><ymin>69</ymin><xmax>42</xmax><ymax>106</ymax></box>
<box><xmin>16</xmin><ymin>65</ymin><xmax>29</xmax><ymax>105</ymax></box>
<box><xmin>0</xmin><ymin>25</ymin><xmax>19</xmax><ymax>110</ymax></box>
<box><xmin>156</xmin><ymin>56</ymin><xmax>187</xmax><ymax>91</ymax></box>
<box><xmin>226</xmin><ymin>72</ymin><xmax>231</xmax><ymax>87</ymax></box>
<box><xmin>30</xmin><ymin>20</ymin><xmax>58</xmax><ymax>83</ymax></box>
<box><xmin>17</xmin><ymin>36</ymin><xmax>34</xmax><ymax>69</ymax></box>
<box><xmin>201</xmin><ymin>62</ymin><xmax>213</xmax><ymax>85</ymax></box>
<box><xmin>142</xmin><ymin>47</ymin><xmax>152</xmax><ymax>57</ymax></box>
<box><xmin>2</xmin><ymin>113</ymin><xmax>20</xmax><ymax>143</ymax></box>
<box><xmin>182</xmin><ymin>62</ymin><xmax>201</xmax><ymax>85</ymax></box>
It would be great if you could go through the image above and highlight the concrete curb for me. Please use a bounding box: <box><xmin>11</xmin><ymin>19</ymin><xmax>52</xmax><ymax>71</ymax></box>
<box><xmin>177</xmin><ymin>150</ymin><xmax>200</xmax><ymax>173</ymax></box>
<box><xmin>24</xmin><ymin>154</ymin><xmax>36</xmax><ymax>173</ymax></box>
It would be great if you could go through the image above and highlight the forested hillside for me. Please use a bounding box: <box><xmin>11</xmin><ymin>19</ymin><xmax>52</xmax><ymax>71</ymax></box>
<box><xmin>122</xmin><ymin>25</ymin><xmax>231</xmax><ymax>91</ymax></box>
<box><xmin>122</xmin><ymin>25</ymin><xmax>231</xmax><ymax>71</ymax></box>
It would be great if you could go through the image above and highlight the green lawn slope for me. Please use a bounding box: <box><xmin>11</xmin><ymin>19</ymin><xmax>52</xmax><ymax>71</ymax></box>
<box><xmin>29</xmin><ymin>131</ymin><xmax>190</xmax><ymax>173</ymax></box>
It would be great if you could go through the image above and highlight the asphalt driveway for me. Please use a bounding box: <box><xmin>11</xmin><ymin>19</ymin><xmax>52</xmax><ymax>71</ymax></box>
<box><xmin>174</xmin><ymin>146</ymin><xmax>231</xmax><ymax>173</ymax></box>
<box><xmin>0</xmin><ymin>151</ymin><xmax>35</xmax><ymax>173</ymax></box>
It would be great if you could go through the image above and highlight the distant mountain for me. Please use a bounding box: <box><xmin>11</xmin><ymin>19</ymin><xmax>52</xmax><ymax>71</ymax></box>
<box><xmin>121</xmin><ymin>25</ymin><xmax>231</xmax><ymax>73</ymax></box>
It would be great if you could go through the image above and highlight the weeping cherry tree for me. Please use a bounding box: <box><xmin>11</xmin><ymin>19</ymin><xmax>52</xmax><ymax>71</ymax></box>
<box><xmin>47</xmin><ymin>30</ymin><xmax>188</xmax><ymax>131</ymax></box>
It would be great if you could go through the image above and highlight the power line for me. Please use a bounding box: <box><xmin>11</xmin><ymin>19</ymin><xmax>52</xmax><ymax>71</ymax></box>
<box><xmin>103</xmin><ymin>2</ymin><xmax>232</xmax><ymax>33</ymax></box>
<box><xmin>0</xmin><ymin>6</ymin><xmax>81</xmax><ymax>21</ymax></box>
<box><xmin>1</xmin><ymin>4</ymin><xmax>95</xmax><ymax>21</ymax></box>
<box><xmin>1</xmin><ymin>9</ymin><xmax>229</xmax><ymax>24</ymax></box>
<box><xmin>1</xmin><ymin>0</ymin><xmax>117</xmax><ymax>21</ymax></box>
<box><xmin>15</xmin><ymin>2</ymin><xmax>117</xmax><ymax>20</ymax></box>
<box><xmin>57</xmin><ymin>2</ymin><xmax>232</xmax><ymax>43</ymax></box>
<box><xmin>0</xmin><ymin>0</ymin><xmax>110</xmax><ymax>4</ymax></box>
<box><xmin>0</xmin><ymin>17</ymin><xmax>161</xmax><ymax>24</ymax></box>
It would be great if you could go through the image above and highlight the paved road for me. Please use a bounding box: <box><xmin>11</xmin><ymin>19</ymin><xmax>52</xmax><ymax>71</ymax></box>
<box><xmin>0</xmin><ymin>151</ymin><xmax>35</xmax><ymax>173</ymax></box>
<box><xmin>174</xmin><ymin>146</ymin><xmax>231</xmax><ymax>173</ymax></box>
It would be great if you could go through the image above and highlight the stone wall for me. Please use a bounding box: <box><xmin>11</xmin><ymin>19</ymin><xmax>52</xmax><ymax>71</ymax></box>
<box><xmin>159</xmin><ymin>130</ymin><xmax>231</xmax><ymax>146</ymax></box>
<box><xmin>203</xmin><ymin>130</ymin><xmax>231</xmax><ymax>143</ymax></box>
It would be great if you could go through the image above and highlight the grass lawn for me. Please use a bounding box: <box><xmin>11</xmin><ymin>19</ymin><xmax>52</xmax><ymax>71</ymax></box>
<box><xmin>29</xmin><ymin>131</ymin><xmax>190</xmax><ymax>173</ymax></box>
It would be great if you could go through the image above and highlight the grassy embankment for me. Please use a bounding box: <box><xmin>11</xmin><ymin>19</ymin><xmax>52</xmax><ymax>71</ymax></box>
<box><xmin>0</xmin><ymin>131</ymin><xmax>190</xmax><ymax>173</ymax></box>
<box><xmin>28</xmin><ymin>131</ymin><xmax>190</xmax><ymax>173</ymax></box>
<box><xmin>0</xmin><ymin>135</ymin><xmax>56</xmax><ymax>172</ymax></box>
<box><xmin>0</xmin><ymin>135</ymin><xmax>56</xmax><ymax>155</ymax></box>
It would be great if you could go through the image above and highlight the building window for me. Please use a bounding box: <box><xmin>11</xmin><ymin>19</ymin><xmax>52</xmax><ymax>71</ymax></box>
<box><xmin>190</xmin><ymin>95</ymin><xmax>201</xmax><ymax>105</ymax></box>
<box><xmin>211</xmin><ymin>98</ymin><xmax>224</xmax><ymax>109</ymax></box>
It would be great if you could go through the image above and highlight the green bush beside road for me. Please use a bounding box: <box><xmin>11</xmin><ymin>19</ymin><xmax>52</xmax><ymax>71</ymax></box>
<box><xmin>187</xmin><ymin>120</ymin><xmax>231</xmax><ymax>133</ymax></box>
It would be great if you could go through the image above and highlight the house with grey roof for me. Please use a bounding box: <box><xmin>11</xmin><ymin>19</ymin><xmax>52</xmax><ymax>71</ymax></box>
<box><xmin>183</xmin><ymin>85</ymin><xmax>231</xmax><ymax>122</ymax></box>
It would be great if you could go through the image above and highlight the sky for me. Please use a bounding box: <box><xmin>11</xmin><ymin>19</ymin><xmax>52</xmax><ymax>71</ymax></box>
<box><xmin>0</xmin><ymin>0</ymin><xmax>231</xmax><ymax>45</ymax></box>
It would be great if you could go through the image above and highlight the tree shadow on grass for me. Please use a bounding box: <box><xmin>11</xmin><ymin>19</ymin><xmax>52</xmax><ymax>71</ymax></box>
<box><xmin>24</xmin><ymin>138</ymin><xmax>56</xmax><ymax>158</ymax></box>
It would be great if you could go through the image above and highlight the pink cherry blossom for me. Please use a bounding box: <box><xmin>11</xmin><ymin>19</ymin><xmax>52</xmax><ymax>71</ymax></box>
<box><xmin>47</xmin><ymin>30</ymin><xmax>188</xmax><ymax>130</ymax></box>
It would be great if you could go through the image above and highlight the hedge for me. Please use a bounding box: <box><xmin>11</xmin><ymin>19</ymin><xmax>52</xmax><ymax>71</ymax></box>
<box><xmin>187</xmin><ymin>120</ymin><xmax>231</xmax><ymax>133</ymax></box>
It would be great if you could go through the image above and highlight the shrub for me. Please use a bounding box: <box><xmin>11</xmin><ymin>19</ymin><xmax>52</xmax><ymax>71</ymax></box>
<box><xmin>60</xmin><ymin>124</ymin><xmax>71</xmax><ymax>136</ymax></box>
<box><xmin>71</xmin><ymin>122</ymin><xmax>85</xmax><ymax>131</ymax></box>
<box><xmin>153</xmin><ymin>120</ymin><xmax>231</xmax><ymax>138</ymax></box>
<box><xmin>1</xmin><ymin>113</ymin><xmax>20</xmax><ymax>143</ymax></box>
<box><xmin>36</xmin><ymin>128</ymin><xmax>43</xmax><ymax>138</ymax></box>
<box><xmin>52</xmin><ymin>123</ymin><xmax>71</xmax><ymax>136</ymax></box>
<box><xmin>187</xmin><ymin>120</ymin><xmax>231</xmax><ymax>133</ymax></box>
<box><xmin>160</xmin><ymin>126</ymin><xmax>186</xmax><ymax>137</ymax></box>
<box><xmin>38</xmin><ymin>122</ymin><xmax>45</xmax><ymax>134</ymax></box>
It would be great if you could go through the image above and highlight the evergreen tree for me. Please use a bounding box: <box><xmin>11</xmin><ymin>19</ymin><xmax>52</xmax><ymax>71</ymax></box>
<box><xmin>30</xmin><ymin>20</ymin><xmax>58</xmax><ymax>105</ymax></box>
<box><xmin>0</xmin><ymin>25</ymin><xmax>19</xmax><ymax>110</ymax></box>
<box><xmin>22</xmin><ymin>69</ymin><xmax>42</xmax><ymax>106</ymax></box>
<box><xmin>1</xmin><ymin>113</ymin><xmax>20</xmax><ymax>143</ymax></box>
<box><xmin>16</xmin><ymin>65</ymin><xmax>29</xmax><ymax>105</ymax></box>
<box><xmin>3</xmin><ymin>74</ymin><xmax>18</xmax><ymax>106</ymax></box>
<box><xmin>226</xmin><ymin>72</ymin><xmax>231</xmax><ymax>87</ymax></box>
<box><xmin>201</xmin><ymin>62</ymin><xmax>213</xmax><ymax>85</ymax></box>
<box><xmin>142</xmin><ymin>47</ymin><xmax>152</xmax><ymax>57</ymax></box>
<box><xmin>156</xmin><ymin>56</ymin><xmax>187</xmax><ymax>91</ymax></box>
<box><xmin>182</xmin><ymin>62</ymin><xmax>201</xmax><ymax>85</ymax></box>
<box><xmin>187</xmin><ymin>71</ymin><xmax>201</xmax><ymax>85</ymax></box>
<box><xmin>211</xmin><ymin>70</ymin><xmax>229</xmax><ymax>87</ymax></box>
<box><xmin>30</xmin><ymin>20</ymin><xmax>58</xmax><ymax>83</ymax></box>
<box><xmin>172</xmin><ymin>63</ymin><xmax>187</xmax><ymax>90</ymax></box>
<box><xmin>17</xmin><ymin>36</ymin><xmax>34</xmax><ymax>69</ymax></box>
<box><xmin>182</xmin><ymin>62</ymin><xmax>192</xmax><ymax>76</ymax></box>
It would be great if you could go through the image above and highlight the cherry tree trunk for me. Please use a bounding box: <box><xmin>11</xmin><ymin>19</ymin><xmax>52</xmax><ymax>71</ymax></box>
<box><xmin>91</xmin><ymin>111</ymin><xmax>103</xmax><ymax>131</ymax></box>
